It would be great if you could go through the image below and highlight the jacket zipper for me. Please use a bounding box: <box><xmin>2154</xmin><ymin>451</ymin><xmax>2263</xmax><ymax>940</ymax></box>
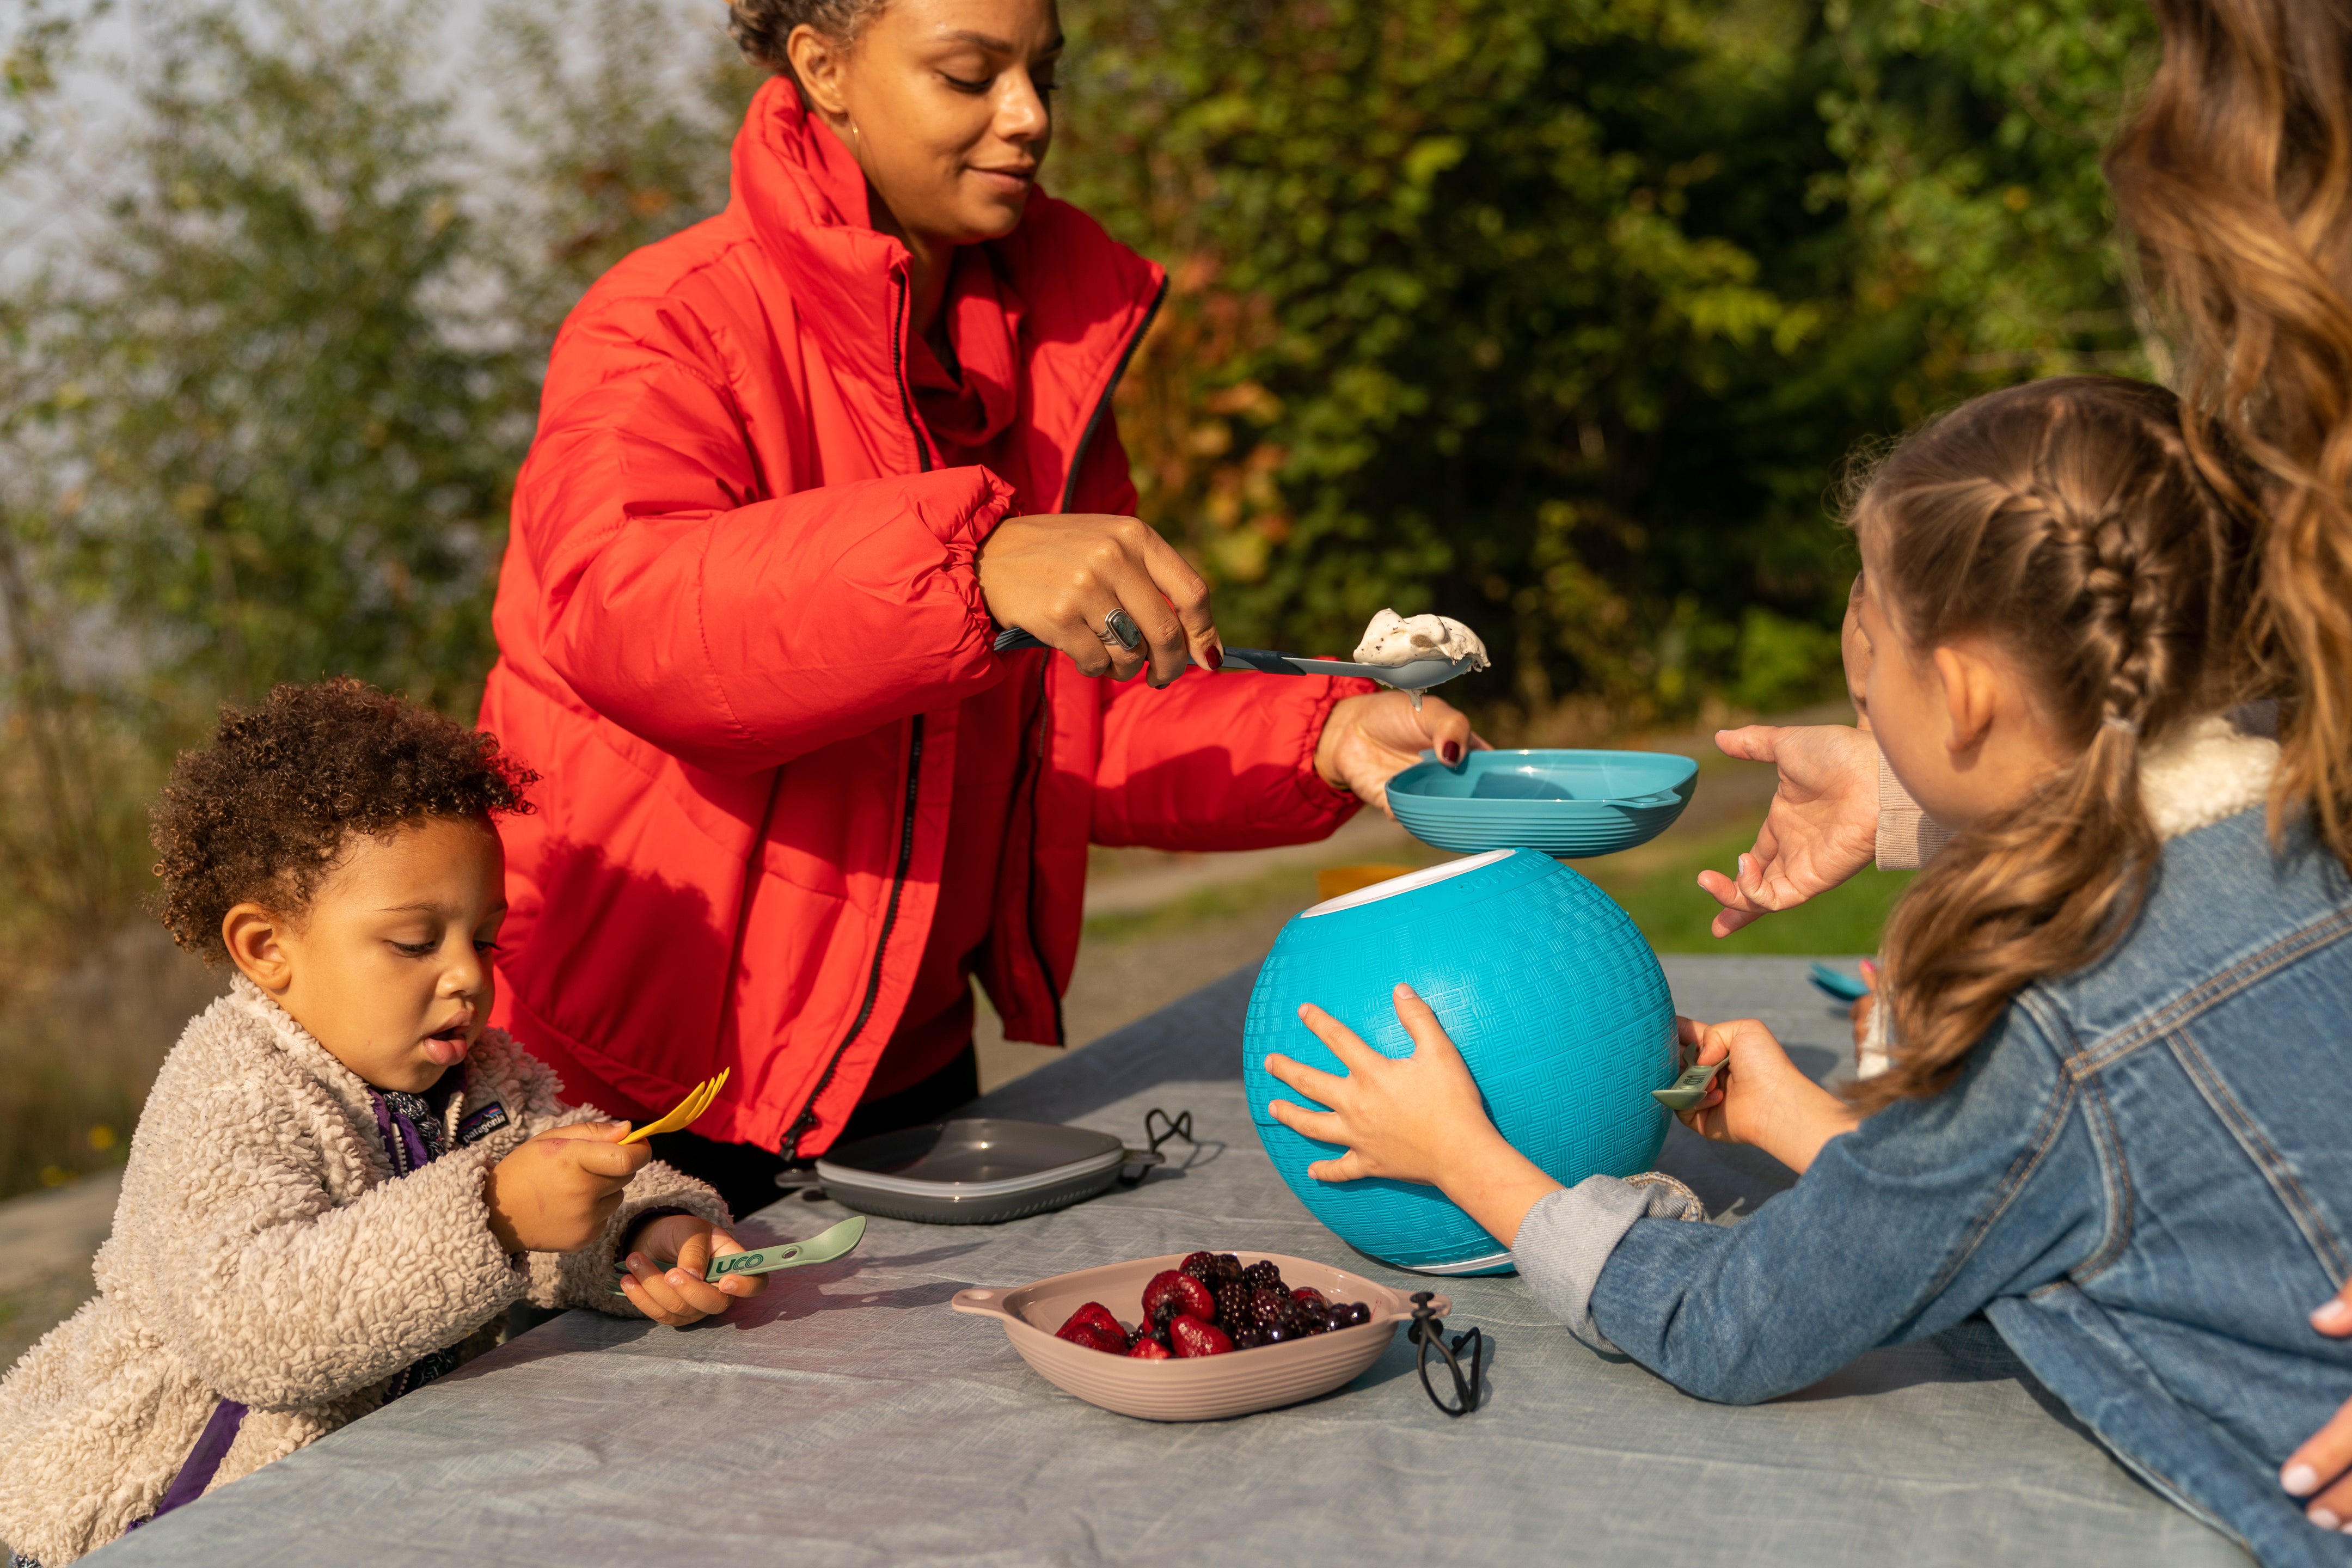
<box><xmin>783</xmin><ymin>271</ymin><xmax>1162</xmax><ymax>1145</ymax></box>
<box><xmin>781</xmin><ymin>273</ymin><xmax>930</xmax><ymax>1162</ymax></box>
<box><xmin>1017</xmin><ymin>275</ymin><xmax>1168</xmax><ymax>1040</ymax></box>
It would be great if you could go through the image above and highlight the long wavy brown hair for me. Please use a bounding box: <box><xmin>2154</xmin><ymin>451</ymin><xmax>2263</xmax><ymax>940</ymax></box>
<box><xmin>1854</xmin><ymin>377</ymin><xmax>2259</xmax><ymax>1111</ymax></box>
<box><xmin>2104</xmin><ymin>0</ymin><xmax>2352</xmax><ymax>872</ymax></box>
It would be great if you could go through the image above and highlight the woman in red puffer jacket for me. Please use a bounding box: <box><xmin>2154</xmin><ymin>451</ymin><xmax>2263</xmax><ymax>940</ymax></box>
<box><xmin>479</xmin><ymin>0</ymin><xmax>1479</xmax><ymax>1215</ymax></box>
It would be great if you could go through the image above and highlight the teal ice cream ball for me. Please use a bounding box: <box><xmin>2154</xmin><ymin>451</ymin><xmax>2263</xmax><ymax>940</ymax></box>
<box><xmin>1243</xmin><ymin>848</ymin><xmax>1677</xmax><ymax>1275</ymax></box>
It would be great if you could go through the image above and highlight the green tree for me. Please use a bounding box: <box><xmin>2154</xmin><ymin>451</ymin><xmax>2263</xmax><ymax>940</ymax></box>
<box><xmin>1054</xmin><ymin>0</ymin><xmax>2155</xmax><ymax>735</ymax></box>
<box><xmin>73</xmin><ymin>0</ymin><xmax>526</xmax><ymax>714</ymax></box>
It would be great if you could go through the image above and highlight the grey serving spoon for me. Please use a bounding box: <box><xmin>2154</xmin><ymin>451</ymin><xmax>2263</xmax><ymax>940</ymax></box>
<box><xmin>991</xmin><ymin>627</ymin><xmax>1476</xmax><ymax>702</ymax></box>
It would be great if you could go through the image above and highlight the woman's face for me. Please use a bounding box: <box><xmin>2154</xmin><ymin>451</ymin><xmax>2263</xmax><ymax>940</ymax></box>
<box><xmin>797</xmin><ymin>0</ymin><xmax>1061</xmax><ymax>247</ymax></box>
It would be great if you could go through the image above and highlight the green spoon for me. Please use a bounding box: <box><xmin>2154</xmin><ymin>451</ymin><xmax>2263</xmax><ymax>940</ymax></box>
<box><xmin>1651</xmin><ymin>1059</ymin><xmax>1724</xmax><ymax>1112</ymax></box>
<box><xmin>611</xmin><ymin>1214</ymin><xmax>866</xmax><ymax>1296</ymax></box>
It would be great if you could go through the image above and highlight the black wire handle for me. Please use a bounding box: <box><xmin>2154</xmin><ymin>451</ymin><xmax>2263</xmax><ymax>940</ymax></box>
<box><xmin>1144</xmin><ymin>1107</ymin><xmax>1193</xmax><ymax>1154</ymax></box>
<box><xmin>1118</xmin><ymin>1107</ymin><xmax>1196</xmax><ymax>1186</ymax></box>
<box><xmin>1407</xmin><ymin>1290</ymin><xmax>1485</xmax><ymax>1417</ymax></box>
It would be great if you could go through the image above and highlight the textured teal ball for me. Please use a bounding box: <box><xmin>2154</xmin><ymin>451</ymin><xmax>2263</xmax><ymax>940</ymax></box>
<box><xmin>1243</xmin><ymin>848</ymin><xmax>1677</xmax><ymax>1275</ymax></box>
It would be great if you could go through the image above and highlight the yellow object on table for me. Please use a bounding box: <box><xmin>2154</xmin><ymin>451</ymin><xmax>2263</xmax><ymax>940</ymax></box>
<box><xmin>617</xmin><ymin>1068</ymin><xmax>729</xmax><ymax>1146</ymax></box>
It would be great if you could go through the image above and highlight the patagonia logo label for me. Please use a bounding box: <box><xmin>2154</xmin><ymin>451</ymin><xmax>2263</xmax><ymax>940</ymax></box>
<box><xmin>456</xmin><ymin>1103</ymin><xmax>510</xmax><ymax>1146</ymax></box>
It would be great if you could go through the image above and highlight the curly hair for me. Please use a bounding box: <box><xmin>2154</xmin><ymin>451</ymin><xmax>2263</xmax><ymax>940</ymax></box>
<box><xmin>727</xmin><ymin>0</ymin><xmax>891</xmax><ymax>77</ymax></box>
<box><xmin>151</xmin><ymin>678</ymin><xmax>537</xmax><ymax>964</ymax></box>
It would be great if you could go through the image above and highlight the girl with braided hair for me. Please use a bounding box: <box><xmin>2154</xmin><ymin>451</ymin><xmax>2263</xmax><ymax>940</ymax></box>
<box><xmin>1265</xmin><ymin>376</ymin><xmax>2352</xmax><ymax>1564</ymax></box>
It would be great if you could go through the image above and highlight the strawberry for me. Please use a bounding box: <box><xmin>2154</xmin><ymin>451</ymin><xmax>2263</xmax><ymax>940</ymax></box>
<box><xmin>1057</xmin><ymin>1302</ymin><xmax>1127</xmax><ymax>1345</ymax></box>
<box><xmin>1167</xmin><ymin>1313</ymin><xmax>1234</xmax><ymax>1358</ymax></box>
<box><xmin>1143</xmin><ymin>1269</ymin><xmax>1215</xmax><ymax>1324</ymax></box>
<box><xmin>1291</xmin><ymin>1287</ymin><xmax>1329</xmax><ymax>1311</ymax></box>
<box><xmin>1059</xmin><ymin>1322</ymin><xmax>1129</xmax><ymax>1355</ymax></box>
<box><xmin>1126</xmin><ymin>1334</ymin><xmax>1173</xmax><ymax>1359</ymax></box>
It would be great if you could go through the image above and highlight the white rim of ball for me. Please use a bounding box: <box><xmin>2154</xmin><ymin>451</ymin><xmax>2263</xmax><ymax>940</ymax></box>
<box><xmin>1303</xmin><ymin>848</ymin><xmax>1516</xmax><ymax>917</ymax></box>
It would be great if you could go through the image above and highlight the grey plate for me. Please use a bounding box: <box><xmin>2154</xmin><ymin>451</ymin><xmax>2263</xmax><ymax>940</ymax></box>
<box><xmin>814</xmin><ymin>1118</ymin><xmax>1131</xmax><ymax>1225</ymax></box>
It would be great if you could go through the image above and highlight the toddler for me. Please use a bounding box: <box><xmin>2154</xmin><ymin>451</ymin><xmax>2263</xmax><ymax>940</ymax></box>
<box><xmin>1265</xmin><ymin>377</ymin><xmax>2352</xmax><ymax>1565</ymax></box>
<box><xmin>0</xmin><ymin>679</ymin><xmax>762</xmax><ymax>1565</ymax></box>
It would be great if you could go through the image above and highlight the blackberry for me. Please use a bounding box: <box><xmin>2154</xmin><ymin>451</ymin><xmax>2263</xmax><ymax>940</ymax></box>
<box><xmin>1179</xmin><ymin>1252</ymin><xmax>1221</xmax><ymax>1287</ymax></box>
<box><xmin>1212</xmin><ymin>1282</ymin><xmax>1253</xmax><ymax>1332</ymax></box>
<box><xmin>1212</xmin><ymin>1254</ymin><xmax>1245</xmax><ymax>1285</ymax></box>
<box><xmin>1245</xmin><ymin>1291</ymin><xmax>1288</xmax><ymax>1334</ymax></box>
<box><xmin>1241</xmin><ymin>1260</ymin><xmax>1285</xmax><ymax>1294</ymax></box>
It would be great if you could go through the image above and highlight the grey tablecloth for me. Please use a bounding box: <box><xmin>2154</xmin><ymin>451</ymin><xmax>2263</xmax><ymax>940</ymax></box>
<box><xmin>93</xmin><ymin>956</ymin><xmax>2246</xmax><ymax>1567</ymax></box>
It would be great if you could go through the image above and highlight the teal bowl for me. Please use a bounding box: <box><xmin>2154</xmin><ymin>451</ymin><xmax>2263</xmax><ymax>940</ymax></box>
<box><xmin>1387</xmin><ymin>749</ymin><xmax>1698</xmax><ymax>857</ymax></box>
<box><xmin>1244</xmin><ymin>848</ymin><xmax>1677</xmax><ymax>1273</ymax></box>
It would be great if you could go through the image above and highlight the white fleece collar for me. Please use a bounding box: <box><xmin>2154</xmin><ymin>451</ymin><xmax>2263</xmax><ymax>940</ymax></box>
<box><xmin>2140</xmin><ymin>714</ymin><xmax>2278</xmax><ymax>842</ymax></box>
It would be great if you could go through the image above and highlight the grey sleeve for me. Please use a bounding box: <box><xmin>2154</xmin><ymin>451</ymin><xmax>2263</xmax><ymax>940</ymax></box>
<box><xmin>1512</xmin><ymin>1172</ymin><xmax>1708</xmax><ymax>1353</ymax></box>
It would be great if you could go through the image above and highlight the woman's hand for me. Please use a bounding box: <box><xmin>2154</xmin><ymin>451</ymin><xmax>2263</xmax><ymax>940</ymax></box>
<box><xmin>1695</xmin><ymin>724</ymin><xmax>1882</xmax><ymax>936</ymax></box>
<box><xmin>1314</xmin><ymin>691</ymin><xmax>1486</xmax><ymax>815</ymax></box>
<box><xmin>1673</xmin><ymin>1016</ymin><xmax>1859</xmax><ymax>1175</ymax></box>
<box><xmin>1264</xmin><ymin>983</ymin><xmax>1561</xmax><ymax>1250</ymax></box>
<box><xmin>615</xmin><ymin>1214</ymin><xmax>767</xmax><ymax>1327</ymax></box>
<box><xmin>975</xmin><ymin>513</ymin><xmax>1219</xmax><ymax>687</ymax></box>
<box><xmin>2282</xmin><ymin>1287</ymin><xmax>2352</xmax><ymax>1529</ymax></box>
<box><xmin>485</xmin><ymin>1123</ymin><xmax>650</xmax><ymax>1254</ymax></box>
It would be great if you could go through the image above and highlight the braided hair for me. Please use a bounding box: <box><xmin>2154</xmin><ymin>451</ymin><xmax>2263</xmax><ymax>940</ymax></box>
<box><xmin>727</xmin><ymin>0</ymin><xmax>891</xmax><ymax>78</ymax></box>
<box><xmin>1849</xmin><ymin>376</ymin><xmax>2259</xmax><ymax>1111</ymax></box>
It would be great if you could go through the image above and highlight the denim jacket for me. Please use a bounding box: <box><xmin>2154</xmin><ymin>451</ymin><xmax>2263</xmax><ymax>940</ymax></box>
<box><xmin>1515</xmin><ymin>720</ymin><xmax>2352</xmax><ymax>1567</ymax></box>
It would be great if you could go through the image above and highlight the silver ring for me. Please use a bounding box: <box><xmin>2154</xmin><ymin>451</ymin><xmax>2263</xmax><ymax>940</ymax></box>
<box><xmin>1100</xmin><ymin>608</ymin><xmax>1144</xmax><ymax>651</ymax></box>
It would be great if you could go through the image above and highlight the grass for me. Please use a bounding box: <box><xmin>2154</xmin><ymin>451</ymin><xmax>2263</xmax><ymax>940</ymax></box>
<box><xmin>1084</xmin><ymin>820</ymin><xmax>1912</xmax><ymax>958</ymax></box>
<box><xmin>1584</xmin><ymin>819</ymin><xmax>1914</xmax><ymax>954</ymax></box>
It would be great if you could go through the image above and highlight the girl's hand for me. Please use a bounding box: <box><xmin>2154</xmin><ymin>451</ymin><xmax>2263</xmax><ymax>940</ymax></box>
<box><xmin>1696</xmin><ymin>724</ymin><xmax>1881</xmax><ymax>936</ymax></box>
<box><xmin>616</xmin><ymin>1214</ymin><xmax>766</xmax><ymax>1327</ymax></box>
<box><xmin>1674</xmin><ymin>1016</ymin><xmax>1859</xmax><ymax>1175</ymax></box>
<box><xmin>1264</xmin><ymin>983</ymin><xmax>1561</xmax><ymax>1248</ymax></box>
<box><xmin>2282</xmin><ymin>1286</ymin><xmax>2352</xmax><ymax>1529</ymax></box>
<box><xmin>1313</xmin><ymin>691</ymin><xmax>1487</xmax><ymax>816</ymax></box>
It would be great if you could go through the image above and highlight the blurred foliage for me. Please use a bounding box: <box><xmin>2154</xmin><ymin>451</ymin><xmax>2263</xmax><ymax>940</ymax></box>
<box><xmin>1057</xmin><ymin>0</ymin><xmax>2153</xmax><ymax>738</ymax></box>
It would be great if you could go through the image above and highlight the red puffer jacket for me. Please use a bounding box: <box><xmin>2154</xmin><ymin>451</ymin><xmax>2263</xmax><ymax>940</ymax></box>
<box><xmin>480</xmin><ymin>81</ymin><xmax>1367</xmax><ymax>1159</ymax></box>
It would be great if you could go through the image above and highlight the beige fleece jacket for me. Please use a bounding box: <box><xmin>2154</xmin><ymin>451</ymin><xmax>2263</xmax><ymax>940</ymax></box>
<box><xmin>0</xmin><ymin>977</ymin><xmax>728</xmax><ymax>1564</ymax></box>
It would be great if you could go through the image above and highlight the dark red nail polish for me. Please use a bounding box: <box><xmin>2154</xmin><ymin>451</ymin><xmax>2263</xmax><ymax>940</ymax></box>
<box><xmin>1442</xmin><ymin>741</ymin><xmax>1462</xmax><ymax>764</ymax></box>
<box><xmin>1205</xmin><ymin>641</ymin><xmax>1224</xmax><ymax>671</ymax></box>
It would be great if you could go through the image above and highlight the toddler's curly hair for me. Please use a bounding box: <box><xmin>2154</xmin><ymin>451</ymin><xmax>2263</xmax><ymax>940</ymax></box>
<box><xmin>151</xmin><ymin>678</ymin><xmax>536</xmax><ymax>964</ymax></box>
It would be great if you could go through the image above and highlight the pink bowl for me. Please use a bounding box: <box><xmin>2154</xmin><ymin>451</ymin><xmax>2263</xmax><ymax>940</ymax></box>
<box><xmin>951</xmin><ymin>1251</ymin><xmax>1448</xmax><ymax>1422</ymax></box>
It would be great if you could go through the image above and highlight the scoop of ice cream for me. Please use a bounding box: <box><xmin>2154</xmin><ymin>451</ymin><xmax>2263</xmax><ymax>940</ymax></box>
<box><xmin>1352</xmin><ymin>609</ymin><xmax>1490</xmax><ymax>670</ymax></box>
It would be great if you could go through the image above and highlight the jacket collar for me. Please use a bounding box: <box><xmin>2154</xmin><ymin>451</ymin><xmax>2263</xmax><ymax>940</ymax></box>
<box><xmin>2141</xmin><ymin>714</ymin><xmax>2278</xmax><ymax>842</ymax></box>
<box><xmin>224</xmin><ymin>976</ymin><xmax>464</xmax><ymax>1178</ymax></box>
<box><xmin>727</xmin><ymin>77</ymin><xmax>1164</xmax><ymax>485</ymax></box>
<box><xmin>731</xmin><ymin>78</ymin><xmax>910</xmax><ymax>404</ymax></box>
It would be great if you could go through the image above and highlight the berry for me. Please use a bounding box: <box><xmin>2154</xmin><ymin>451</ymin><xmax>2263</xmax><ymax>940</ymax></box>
<box><xmin>1127</xmin><ymin>1334</ymin><xmax>1173</xmax><ymax>1360</ymax></box>
<box><xmin>1178</xmin><ymin>1251</ymin><xmax>1221</xmax><ymax>1286</ymax></box>
<box><xmin>1212</xmin><ymin>1282</ymin><xmax>1252</xmax><ymax>1333</ymax></box>
<box><xmin>1148</xmin><ymin>1269</ymin><xmax>1223</xmax><ymax>1335</ymax></box>
<box><xmin>1168</xmin><ymin>1314</ymin><xmax>1234</xmax><ymax>1357</ymax></box>
<box><xmin>1061</xmin><ymin>1322</ymin><xmax>1128</xmax><ymax>1355</ymax></box>
<box><xmin>1241</xmin><ymin>1260</ymin><xmax>1285</xmax><ymax>1294</ymax></box>
<box><xmin>1291</xmin><ymin>1287</ymin><xmax>1328</xmax><ymax>1311</ymax></box>
<box><xmin>1212</xmin><ymin>1253</ymin><xmax>1245</xmax><ymax>1284</ymax></box>
<box><xmin>1057</xmin><ymin>1302</ymin><xmax>1126</xmax><ymax>1345</ymax></box>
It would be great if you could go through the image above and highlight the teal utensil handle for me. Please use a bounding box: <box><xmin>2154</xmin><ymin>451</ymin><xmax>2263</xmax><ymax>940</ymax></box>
<box><xmin>1651</xmin><ymin>1059</ymin><xmax>1724</xmax><ymax>1111</ymax></box>
<box><xmin>1808</xmin><ymin>962</ymin><xmax>1871</xmax><ymax>1003</ymax></box>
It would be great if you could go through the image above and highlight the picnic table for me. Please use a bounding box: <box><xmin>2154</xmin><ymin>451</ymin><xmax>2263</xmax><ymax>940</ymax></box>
<box><xmin>95</xmin><ymin>955</ymin><xmax>2247</xmax><ymax>1567</ymax></box>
